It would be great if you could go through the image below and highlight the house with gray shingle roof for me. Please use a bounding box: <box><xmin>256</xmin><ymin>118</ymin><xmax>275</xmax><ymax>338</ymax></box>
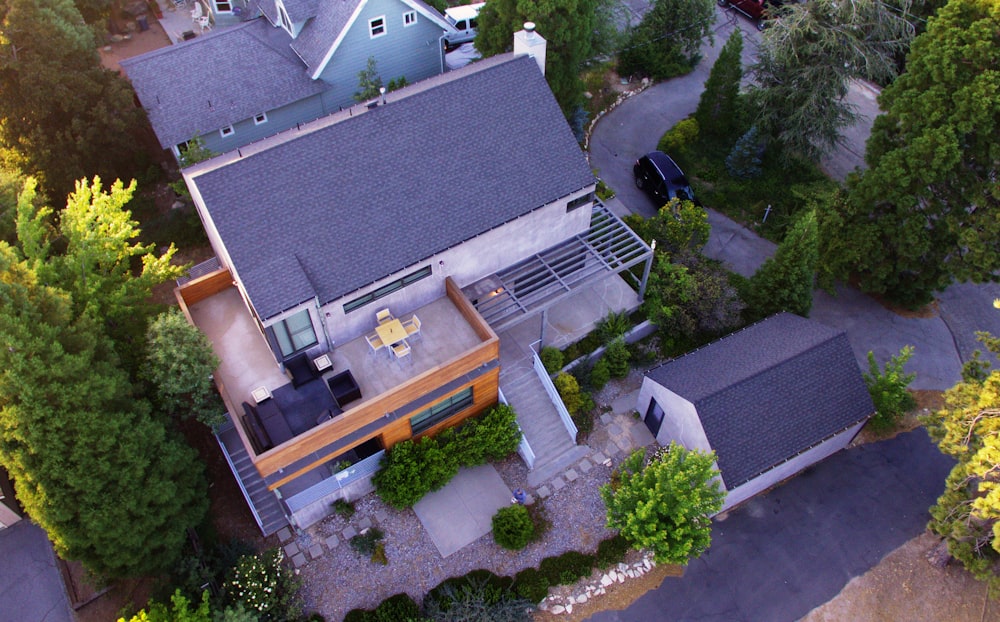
<box><xmin>637</xmin><ymin>313</ymin><xmax>874</xmax><ymax>511</ymax></box>
<box><xmin>174</xmin><ymin>43</ymin><xmax>653</xmax><ymax>532</ymax></box>
<box><xmin>122</xmin><ymin>0</ymin><xmax>455</xmax><ymax>159</ymax></box>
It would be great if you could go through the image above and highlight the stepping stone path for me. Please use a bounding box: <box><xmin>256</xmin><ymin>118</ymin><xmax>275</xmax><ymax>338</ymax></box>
<box><xmin>282</xmin><ymin>507</ymin><xmax>394</xmax><ymax>569</ymax></box>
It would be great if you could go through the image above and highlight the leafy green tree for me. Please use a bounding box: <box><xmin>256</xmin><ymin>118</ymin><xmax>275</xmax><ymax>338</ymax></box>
<box><xmin>476</xmin><ymin>0</ymin><xmax>608</xmax><ymax>115</ymax></box>
<box><xmin>618</xmin><ymin>0</ymin><xmax>715</xmax><ymax>80</ymax></box>
<box><xmin>923</xmin><ymin>334</ymin><xmax>1000</xmax><ymax>589</ymax></box>
<box><xmin>0</xmin><ymin>0</ymin><xmax>149</xmax><ymax>199</ymax></box>
<box><xmin>353</xmin><ymin>56</ymin><xmax>383</xmax><ymax>102</ymax></box>
<box><xmin>817</xmin><ymin>0</ymin><xmax>1000</xmax><ymax>308</ymax></box>
<box><xmin>118</xmin><ymin>590</ymin><xmax>212</xmax><ymax>622</ymax></box>
<box><xmin>600</xmin><ymin>444</ymin><xmax>725</xmax><ymax>564</ymax></box>
<box><xmin>642</xmin><ymin>253</ymin><xmax>744</xmax><ymax>341</ymax></box>
<box><xmin>144</xmin><ymin>308</ymin><xmax>223</xmax><ymax>427</ymax></box>
<box><xmin>694</xmin><ymin>28</ymin><xmax>744</xmax><ymax>140</ymax></box>
<box><xmin>16</xmin><ymin>177</ymin><xmax>183</xmax><ymax>372</ymax></box>
<box><xmin>0</xmin><ymin>244</ymin><xmax>208</xmax><ymax>579</ymax></box>
<box><xmin>748</xmin><ymin>0</ymin><xmax>914</xmax><ymax>161</ymax></box>
<box><xmin>745</xmin><ymin>209</ymin><xmax>818</xmax><ymax>318</ymax></box>
<box><xmin>865</xmin><ymin>346</ymin><xmax>917</xmax><ymax>432</ymax></box>
<box><xmin>647</xmin><ymin>198</ymin><xmax>710</xmax><ymax>254</ymax></box>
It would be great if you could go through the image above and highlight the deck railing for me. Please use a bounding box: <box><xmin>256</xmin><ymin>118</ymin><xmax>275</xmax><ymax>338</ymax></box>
<box><xmin>284</xmin><ymin>450</ymin><xmax>386</xmax><ymax>513</ymax></box>
<box><xmin>500</xmin><ymin>387</ymin><xmax>535</xmax><ymax>470</ymax></box>
<box><xmin>530</xmin><ymin>349</ymin><xmax>578</xmax><ymax>443</ymax></box>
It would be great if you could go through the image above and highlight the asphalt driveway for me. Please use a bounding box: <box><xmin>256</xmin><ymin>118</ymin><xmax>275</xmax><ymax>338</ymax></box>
<box><xmin>587</xmin><ymin>429</ymin><xmax>956</xmax><ymax>621</ymax></box>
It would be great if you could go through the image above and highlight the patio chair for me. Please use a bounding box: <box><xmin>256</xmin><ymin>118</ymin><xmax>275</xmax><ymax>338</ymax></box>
<box><xmin>391</xmin><ymin>340</ymin><xmax>411</xmax><ymax>365</ymax></box>
<box><xmin>196</xmin><ymin>15</ymin><xmax>211</xmax><ymax>32</ymax></box>
<box><xmin>375</xmin><ymin>308</ymin><xmax>393</xmax><ymax>325</ymax></box>
<box><xmin>365</xmin><ymin>332</ymin><xmax>385</xmax><ymax>356</ymax></box>
<box><xmin>403</xmin><ymin>314</ymin><xmax>422</xmax><ymax>340</ymax></box>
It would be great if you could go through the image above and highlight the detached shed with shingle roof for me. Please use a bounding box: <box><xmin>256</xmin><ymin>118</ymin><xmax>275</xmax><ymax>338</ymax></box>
<box><xmin>637</xmin><ymin>313</ymin><xmax>874</xmax><ymax>511</ymax></box>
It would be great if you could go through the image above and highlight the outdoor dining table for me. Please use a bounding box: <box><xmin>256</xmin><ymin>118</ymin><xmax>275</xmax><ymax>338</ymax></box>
<box><xmin>374</xmin><ymin>318</ymin><xmax>407</xmax><ymax>348</ymax></box>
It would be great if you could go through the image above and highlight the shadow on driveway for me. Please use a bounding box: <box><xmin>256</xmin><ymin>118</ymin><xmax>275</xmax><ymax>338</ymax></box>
<box><xmin>587</xmin><ymin>428</ymin><xmax>955</xmax><ymax>621</ymax></box>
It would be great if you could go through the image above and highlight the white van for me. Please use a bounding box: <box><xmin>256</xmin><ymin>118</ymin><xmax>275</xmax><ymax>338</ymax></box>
<box><xmin>444</xmin><ymin>2</ymin><xmax>485</xmax><ymax>46</ymax></box>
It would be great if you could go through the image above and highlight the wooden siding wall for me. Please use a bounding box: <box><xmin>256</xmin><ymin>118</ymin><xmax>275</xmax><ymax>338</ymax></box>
<box><xmin>255</xmin><ymin>334</ymin><xmax>500</xmax><ymax>480</ymax></box>
<box><xmin>446</xmin><ymin>276</ymin><xmax>497</xmax><ymax>342</ymax></box>
<box><xmin>199</xmin><ymin>93</ymin><xmax>329</xmax><ymax>154</ymax></box>
<box><xmin>176</xmin><ymin>269</ymin><xmax>235</xmax><ymax>307</ymax></box>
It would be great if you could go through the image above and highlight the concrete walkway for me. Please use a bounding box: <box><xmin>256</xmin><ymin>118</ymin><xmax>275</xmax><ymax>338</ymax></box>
<box><xmin>413</xmin><ymin>464</ymin><xmax>513</xmax><ymax>558</ymax></box>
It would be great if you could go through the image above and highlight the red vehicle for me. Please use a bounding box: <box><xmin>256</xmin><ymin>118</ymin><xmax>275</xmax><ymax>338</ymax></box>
<box><xmin>718</xmin><ymin>0</ymin><xmax>777</xmax><ymax>30</ymax></box>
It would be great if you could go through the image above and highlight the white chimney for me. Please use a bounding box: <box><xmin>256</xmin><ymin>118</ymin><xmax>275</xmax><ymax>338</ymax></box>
<box><xmin>513</xmin><ymin>22</ymin><xmax>546</xmax><ymax>76</ymax></box>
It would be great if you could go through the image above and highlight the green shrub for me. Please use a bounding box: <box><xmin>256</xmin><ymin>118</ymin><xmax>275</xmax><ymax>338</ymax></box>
<box><xmin>492</xmin><ymin>505</ymin><xmax>535</xmax><ymax>550</ymax></box>
<box><xmin>595</xmin><ymin>534</ymin><xmax>632</xmax><ymax>569</ymax></box>
<box><xmin>512</xmin><ymin>567</ymin><xmax>550</xmax><ymax>603</ymax></box>
<box><xmin>332</xmin><ymin>499</ymin><xmax>355</xmax><ymax>518</ymax></box>
<box><xmin>658</xmin><ymin>117</ymin><xmax>700</xmax><ymax>154</ymax></box>
<box><xmin>590</xmin><ymin>357</ymin><xmax>611</xmax><ymax>391</ymax></box>
<box><xmin>539</xmin><ymin>551</ymin><xmax>595</xmax><ymax>586</ymax></box>
<box><xmin>349</xmin><ymin>528</ymin><xmax>384</xmax><ymax>558</ymax></box>
<box><xmin>597</xmin><ymin>310</ymin><xmax>631</xmax><ymax>345</ymax></box>
<box><xmin>555</xmin><ymin>373</ymin><xmax>586</xmax><ymax>415</ymax></box>
<box><xmin>540</xmin><ymin>346</ymin><xmax>564</xmax><ymax>373</ymax></box>
<box><xmin>424</xmin><ymin>569</ymin><xmax>513</xmax><ymax>612</ymax></box>
<box><xmin>371</xmin><ymin>541</ymin><xmax>388</xmax><ymax>566</ymax></box>
<box><xmin>604</xmin><ymin>338</ymin><xmax>631</xmax><ymax>378</ymax></box>
<box><xmin>373</xmin><ymin>437</ymin><xmax>458</xmax><ymax>509</ymax></box>
<box><xmin>344</xmin><ymin>592</ymin><xmax>420</xmax><ymax>622</ymax></box>
<box><xmin>726</xmin><ymin>126</ymin><xmax>764</xmax><ymax>179</ymax></box>
<box><xmin>223</xmin><ymin>549</ymin><xmax>304</xmax><ymax>621</ymax></box>
<box><xmin>864</xmin><ymin>346</ymin><xmax>917</xmax><ymax>433</ymax></box>
<box><xmin>424</xmin><ymin>575</ymin><xmax>532</xmax><ymax>622</ymax></box>
<box><xmin>474</xmin><ymin>403</ymin><xmax>522</xmax><ymax>462</ymax></box>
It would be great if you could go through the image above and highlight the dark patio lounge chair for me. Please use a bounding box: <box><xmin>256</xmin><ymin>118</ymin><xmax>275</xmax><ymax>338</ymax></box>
<box><xmin>285</xmin><ymin>353</ymin><xmax>320</xmax><ymax>388</ymax></box>
<box><xmin>327</xmin><ymin>370</ymin><xmax>362</xmax><ymax>409</ymax></box>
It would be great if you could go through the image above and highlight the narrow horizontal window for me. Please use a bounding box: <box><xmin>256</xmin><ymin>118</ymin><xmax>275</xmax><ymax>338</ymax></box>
<box><xmin>343</xmin><ymin>266</ymin><xmax>432</xmax><ymax>314</ymax></box>
<box><xmin>254</xmin><ymin>112</ymin><xmax>268</xmax><ymax>125</ymax></box>
<box><xmin>410</xmin><ymin>387</ymin><xmax>474</xmax><ymax>434</ymax></box>
<box><xmin>220</xmin><ymin>125</ymin><xmax>235</xmax><ymax>137</ymax></box>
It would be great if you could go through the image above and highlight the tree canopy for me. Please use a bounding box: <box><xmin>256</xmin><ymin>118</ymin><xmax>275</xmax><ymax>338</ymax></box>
<box><xmin>0</xmin><ymin>0</ymin><xmax>149</xmax><ymax>198</ymax></box>
<box><xmin>924</xmin><ymin>333</ymin><xmax>1000</xmax><ymax>589</ymax></box>
<box><xmin>817</xmin><ymin>0</ymin><xmax>1000</xmax><ymax>308</ymax></box>
<box><xmin>617</xmin><ymin>0</ymin><xmax>715</xmax><ymax>81</ymax></box>
<box><xmin>0</xmin><ymin>243</ymin><xmax>207</xmax><ymax>579</ymax></box>
<box><xmin>694</xmin><ymin>28</ymin><xmax>744</xmax><ymax>141</ymax></box>
<box><xmin>601</xmin><ymin>444</ymin><xmax>725</xmax><ymax>564</ymax></box>
<box><xmin>476</xmin><ymin>0</ymin><xmax>613</xmax><ymax>116</ymax></box>
<box><xmin>748</xmin><ymin>0</ymin><xmax>914</xmax><ymax>161</ymax></box>
<box><xmin>745</xmin><ymin>208</ymin><xmax>818</xmax><ymax>318</ymax></box>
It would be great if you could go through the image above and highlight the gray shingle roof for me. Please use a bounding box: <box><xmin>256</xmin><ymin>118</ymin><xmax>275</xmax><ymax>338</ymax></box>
<box><xmin>252</xmin><ymin>0</ymin><xmax>279</xmax><ymax>23</ymax></box>
<box><xmin>281</xmin><ymin>0</ymin><xmax>320</xmax><ymax>22</ymax></box>
<box><xmin>646</xmin><ymin>313</ymin><xmax>874</xmax><ymax>489</ymax></box>
<box><xmin>190</xmin><ymin>54</ymin><xmax>594</xmax><ymax>320</ymax></box>
<box><xmin>289</xmin><ymin>0</ymin><xmax>362</xmax><ymax>70</ymax></box>
<box><xmin>121</xmin><ymin>19</ymin><xmax>327</xmax><ymax>148</ymax></box>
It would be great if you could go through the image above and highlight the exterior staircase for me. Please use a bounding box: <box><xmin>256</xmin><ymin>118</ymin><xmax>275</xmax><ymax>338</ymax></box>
<box><xmin>500</xmin><ymin>359</ymin><xmax>588</xmax><ymax>488</ymax></box>
<box><xmin>216</xmin><ymin>420</ymin><xmax>289</xmax><ymax>536</ymax></box>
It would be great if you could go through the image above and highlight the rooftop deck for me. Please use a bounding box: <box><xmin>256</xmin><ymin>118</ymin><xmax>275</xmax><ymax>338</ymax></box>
<box><xmin>185</xmin><ymin>279</ymin><xmax>492</xmax><ymax>482</ymax></box>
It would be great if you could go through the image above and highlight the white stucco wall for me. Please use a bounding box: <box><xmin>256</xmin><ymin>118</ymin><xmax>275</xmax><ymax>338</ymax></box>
<box><xmin>318</xmin><ymin>187</ymin><xmax>594</xmax><ymax>343</ymax></box>
<box><xmin>636</xmin><ymin>378</ymin><xmax>712</xmax><ymax>453</ymax></box>
<box><xmin>718</xmin><ymin>420</ymin><xmax>865</xmax><ymax>512</ymax></box>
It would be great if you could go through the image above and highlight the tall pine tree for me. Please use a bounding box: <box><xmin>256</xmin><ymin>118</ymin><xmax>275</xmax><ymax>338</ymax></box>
<box><xmin>0</xmin><ymin>244</ymin><xmax>207</xmax><ymax>579</ymax></box>
<box><xmin>746</xmin><ymin>209</ymin><xmax>818</xmax><ymax>319</ymax></box>
<box><xmin>694</xmin><ymin>29</ymin><xmax>744</xmax><ymax>141</ymax></box>
<box><xmin>818</xmin><ymin>0</ymin><xmax>1000</xmax><ymax>308</ymax></box>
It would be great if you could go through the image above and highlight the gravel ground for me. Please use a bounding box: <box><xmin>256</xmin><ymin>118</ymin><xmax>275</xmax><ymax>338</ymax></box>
<box><xmin>297</xmin><ymin>372</ymin><xmax>646</xmax><ymax>621</ymax></box>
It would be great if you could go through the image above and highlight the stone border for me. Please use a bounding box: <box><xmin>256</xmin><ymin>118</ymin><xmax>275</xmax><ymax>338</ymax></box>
<box><xmin>538</xmin><ymin>552</ymin><xmax>659</xmax><ymax>615</ymax></box>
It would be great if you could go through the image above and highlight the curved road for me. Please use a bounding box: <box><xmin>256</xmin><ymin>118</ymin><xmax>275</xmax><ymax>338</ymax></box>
<box><xmin>589</xmin><ymin>7</ymin><xmax>1000</xmax><ymax>389</ymax></box>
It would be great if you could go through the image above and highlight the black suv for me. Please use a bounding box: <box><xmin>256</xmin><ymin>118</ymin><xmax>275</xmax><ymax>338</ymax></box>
<box><xmin>633</xmin><ymin>151</ymin><xmax>697</xmax><ymax>207</ymax></box>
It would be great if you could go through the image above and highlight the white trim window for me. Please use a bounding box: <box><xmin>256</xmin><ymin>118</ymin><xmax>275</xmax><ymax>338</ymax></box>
<box><xmin>214</xmin><ymin>0</ymin><xmax>232</xmax><ymax>12</ymax></box>
<box><xmin>219</xmin><ymin>125</ymin><xmax>235</xmax><ymax>138</ymax></box>
<box><xmin>403</xmin><ymin>10</ymin><xmax>416</xmax><ymax>26</ymax></box>
<box><xmin>369</xmin><ymin>15</ymin><xmax>386</xmax><ymax>38</ymax></box>
<box><xmin>253</xmin><ymin>112</ymin><xmax>268</xmax><ymax>125</ymax></box>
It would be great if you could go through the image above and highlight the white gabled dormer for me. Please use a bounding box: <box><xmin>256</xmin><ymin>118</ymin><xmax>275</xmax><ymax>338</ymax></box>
<box><xmin>275</xmin><ymin>0</ymin><xmax>304</xmax><ymax>37</ymax></box>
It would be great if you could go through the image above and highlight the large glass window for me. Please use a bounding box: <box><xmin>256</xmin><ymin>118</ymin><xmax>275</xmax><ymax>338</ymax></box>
<box><xmin>410</xmin><ymin>387</ymin><xmax>474</xmax><ymax>434</ymax></box>
<box><xmin>271</xmin><ymin>309</ymin><xmax>317</xmax><ymax>357</ymax></box>
<box><xmin>343</xmin><ymin>265</ymin><xmax>432</xmax><ymax>314</ymax></box>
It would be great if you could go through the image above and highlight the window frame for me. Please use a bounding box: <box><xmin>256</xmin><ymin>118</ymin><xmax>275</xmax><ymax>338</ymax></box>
<box><xmin>369</xmin><ymin>15</ymin><xmax>386</xmax><ymax>38</ymax></box>
<box><xmin>403</xmin><ymin>10</ymin><xmax>416</xmax><ymax>26</ymax></box>
<box><xmin>214</xmin><ymin>0</ymin><xmax>232</xmax><ymax>12</ymax></box>
<box><xmin>410</xmin><ymin>387</ymin><xmax>474</xmax><ymax>435</ymax></box>
<box><xmin>219</xmin><ymin>125</ymin><xmax>235</xmax><ymax>138</ymax></box>
<box><xmin>253</xmin><ymin>112</ymin><xmax>268</xmax><ymax>126</ymax></box>
<box><xmin>343</xmin><ymin>265</ymin><xmax>432</xmax><ymax>314</ymax></box>
<box><xmin>566</xmin><ymin>192</ymin><xmax>595</xmax><ymax>212</ymax></box>
<box><xmin>270</xmin><ymin>309</ymin><xmax>318</xmax><ymax>358</ymax></box>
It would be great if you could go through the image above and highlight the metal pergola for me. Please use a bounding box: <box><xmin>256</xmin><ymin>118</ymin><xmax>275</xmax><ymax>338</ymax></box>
<box><xmin>465</xmin><ymin>202</ymin><xmax>654</xmax><ymax>333</ymax></box>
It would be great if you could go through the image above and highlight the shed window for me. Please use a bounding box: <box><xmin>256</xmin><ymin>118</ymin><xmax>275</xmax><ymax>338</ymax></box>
<box><xmin>219</xmin><ymin>125</ymin><xmax>235</xmax><ymax>137</ymax></box>
<box><xmin>253</xmin><ymin>112</ymin><xmax>268</xmax><ymax>125</ymax></box>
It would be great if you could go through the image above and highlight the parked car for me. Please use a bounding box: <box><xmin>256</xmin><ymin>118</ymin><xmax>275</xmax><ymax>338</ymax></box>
<box><xmin>633</xmin><ymin>151</ymin><xmax>697</xmax><ymax>207</ymax></box>
<box><xmin>443</xmin><ymin>2</ymin><xmax>484</xmax><ymax>47</ymax></box>
<box><xmin>718</xmin><ymin>0</ymin><xmax>779</xmax><ymax>30</ymax></box>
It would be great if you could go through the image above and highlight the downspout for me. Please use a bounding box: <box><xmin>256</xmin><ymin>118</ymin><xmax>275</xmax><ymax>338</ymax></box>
<box><xmin>438</xmin><ymin>32</ymin><xmax>447</xmax><ymax>73</ymax></box>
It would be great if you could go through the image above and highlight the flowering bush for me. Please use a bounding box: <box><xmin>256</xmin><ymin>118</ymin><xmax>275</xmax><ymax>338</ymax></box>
<box><xmin>224</xmin><ymin>549</ymin><xmax>304</xmax><ymax>621</ymax></box>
